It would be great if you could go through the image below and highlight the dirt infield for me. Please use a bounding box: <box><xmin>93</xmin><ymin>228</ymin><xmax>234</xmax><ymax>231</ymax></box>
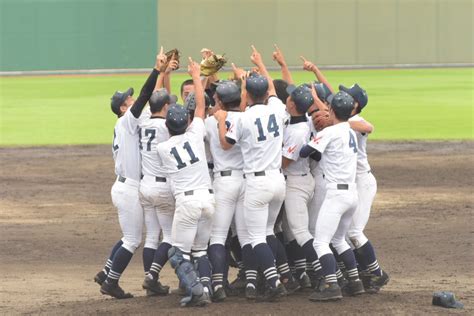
<box><xmin>1</xmin><ymin>142</ymin><xmax>473</xmax><ymax>315</ymax></box>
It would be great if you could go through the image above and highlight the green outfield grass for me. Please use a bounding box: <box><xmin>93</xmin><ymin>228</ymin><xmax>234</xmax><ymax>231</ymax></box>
<box><xmin>0</xmin><ymin>68</ymin><xmax>472</xmax><ymax>146</ymax></box>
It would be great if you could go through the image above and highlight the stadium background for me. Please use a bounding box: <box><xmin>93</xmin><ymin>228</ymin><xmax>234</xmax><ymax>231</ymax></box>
<box><xmin>0</xmin><ymin>0</ymin><xmax>472</xmax><ymax>73</ymax></box>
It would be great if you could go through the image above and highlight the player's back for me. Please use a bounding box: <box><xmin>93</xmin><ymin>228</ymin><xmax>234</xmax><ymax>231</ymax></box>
<box><xmin>236</xmin><ymin>97</ymin><xmax>286</xmax><ymax>173</ymax></box>
<box><xmin>112</xmin><ymin>110</ymin><xmax>141</xmax><ymax>181</ymax></box>
<box><xmin>206</xmin><ymin>112</ymin><xmax>244</xmax><ymax>172</ymax></box>
<box><xmin>157</xmin><ymin>118</ymin><xmax>211</xmax><ymax>194</ymax></box>
<box><xmin>139</xmin><ymin>117</ymin><xmax>169</xmax><ymax>177</ymax></box>
<box><xmin>348</xmin><ymin>114</ymin><xmax>371</xmax><ymax>174</ymax></box>
<box><xmin>318</xmin><ymin>122</ymin><xmax>358</xmax><ymax>184</ymax></box>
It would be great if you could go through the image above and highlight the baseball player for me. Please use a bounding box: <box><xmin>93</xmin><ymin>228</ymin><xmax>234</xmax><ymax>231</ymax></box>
<box><xmin>156</xmin><ymin>58</ymin><xmax>215</xmax><ymax>307</ymax></box>
<box><xmin>300</xmin><ymin>91</ymin><xmax>365</xmax><ymax>301</ymax></box>
<box><xmin>341</xmin><ymin>83</ymin><xmax>390</xmax><ymax>292</ymax></box>
<box><xmin>209</xmin><ymin>81</ymin><xmax>262</xmax><ymax>300</ymax></box>
<box><xmin>138</xmin><ymin>88</ymin><xmax>175</xmax><ymax>296</ymax></box>
<box><xmin>215</xmin><ymin>46</ymin><xmax>288</xmax><ymax>300</ymax></box>
<box><xmin>94</xmin><ymin>51</ymin><xmax>166</xmax><ymax>299</ymax></box>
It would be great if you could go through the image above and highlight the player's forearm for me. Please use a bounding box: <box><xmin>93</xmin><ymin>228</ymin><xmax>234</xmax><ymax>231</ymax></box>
<box><xmin>349</xmin><ymin>120</ymin><xmax>374</xmax><ymax>134</ymax></box>
<box><xmin>281</xmin><ymin>156</ymin><xmax>292</xmax><ymax>169</ymax></box>
<box><xmin>281</xmin><ymin>64</ymin><xmax>294</xmax><ymax>85</ymax></box>
<box><xmin>130</xmin><ymin>68</ymin><xmax>160</xmax><ymax>118</ymax></box>
<box><xmin>217</xmin><ymin>122</ymin><xmax>233</xmax><ymax>150</ymax></box>
<box><xmin>164</xmin><ymin>73</ymin><xmax>171</xmax><ymax>94</ymax></box>
<box><xmin>193</xmin><ymin>74</ymin><xmax>206</xmax><ymax>119</ymax></box>
<box><xmin>256</xmin><ymin>62</ymin><xmax>276</xmax><ymax>96</ymax></box>
<box><xmin>155</xmin><ymin>72</ymin><xmax>165</xmax><ymax>91</ymax></box>
<box><xmin>313</xmin><ymin>66</ymin><xmax>334</xmax><ymax>94</ymax></box>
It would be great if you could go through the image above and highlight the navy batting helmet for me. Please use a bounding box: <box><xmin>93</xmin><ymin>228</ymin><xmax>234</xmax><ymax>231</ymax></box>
<box><xmin>246</xmin><ymin>73</ymin><xmax>268</xmax><ymax>98</ymax></box>
<box><xmin>184</xmin><ymin>92</ymin><xmax>211</xmax><ymax>114</ymax></box>
<box><xmin>149</xmin><ymin>88</ymin><xmax>170</xmax><ymax>113</ymax></box>
<box><xmin>314</xmin><ymin>82</ymin><xmax>333</xmax><ymax>104</ymax></box>
<box><xmin>166</xmin><ymin>104</ymin><xmax>188</xmax><ymax>134</ymax></box>
<box><xmin>330</xmin><ymin>91</ymin><xmax>355</xmax><ymax>121</ymax></box>
<box><xmin>339</xmin><ymin>84</ymin><xmax>368</xmax><ymax>111</ymax></box>
<box><xmin>216</xmin><ymin>81</ymin><xmax>241</xmax><ymax>104</ymax></box>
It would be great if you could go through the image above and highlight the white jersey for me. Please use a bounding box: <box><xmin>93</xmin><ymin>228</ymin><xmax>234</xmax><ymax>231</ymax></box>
<box><xmin>226</xmin><ymin>96</ymin><xmax>287</xmax><ymax>173</ymax></box>
<box><xmin>307</xmin><ymin>115</ymin><xmax>320</xmax><ymax>173</ymax></box>
<box><xmin>282</xmin><ymin>116</ymin><xmax>311</xmax><ymax>176</ymax></box>
<box><xmin>205</xmin><ymin>111</ymin><xmax>244</xmax><ymax>172</ymax></box>
<box><xmin>139</xmin><ymin>116</ymin><xmax>169</xmax><ymax>177</ymax></box>
<box><xmin>112</xmin><ymin>109</ymin><xmax>141</xmax><ymax>181</ymax></box>
<box><xmin>157</xmin><ymin>117</ymin><xmax>212</xmax><ymax>194</ymax></box>
<box><xmin>308</xmin><ymin>122</ymin><xmax>358</xmax><ymax>183</ymax></box>
<box><xmin>348</xmin><ymin>114</ymin><xmax>371</xmax><ymax>174</ymax></box>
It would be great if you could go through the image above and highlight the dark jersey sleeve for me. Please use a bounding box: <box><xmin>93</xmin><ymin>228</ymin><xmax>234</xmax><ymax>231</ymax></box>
<box><xmin>130</xmin><ymin>68</ymin><xmax>159</xmax><ymax>118</ymax></box>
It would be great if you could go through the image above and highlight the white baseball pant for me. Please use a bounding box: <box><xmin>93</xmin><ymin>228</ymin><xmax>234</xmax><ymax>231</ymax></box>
<box><xmin>111</xmin><ymin>177</ymin><xmax>143</xmax><ymax>253</ymax></box>
<box><xmin>244</xmin><ymin>170</ymin><xmax>286</xmax><ymax>247</ymax></box>
<box><xmin>313</xmin><ymin>183</ymin><xmax>358</xmax><ymax>257</ymax></box>
<box><xmin>172</xmin><ymin>189</ymin><xmax>215</xmax><ymax>253</ymax></box>
<box><xmin>284</xmin><ymin>174</ymin><xmax>315</xmax><ymax>246</ymax></box>
<box><xmin>308</xmin><ymin>166</ymin><xmax>327</xmax><ymax>237</ymax></box>
<box><xmin>347</xmin><ymin>171</ymin><xmax>377</xmax><ymax>248</ymax></box>
<box><xmin>139</xmin><ymin>175</ymin><xmax>175</xmax><ymax>245</ymax></box>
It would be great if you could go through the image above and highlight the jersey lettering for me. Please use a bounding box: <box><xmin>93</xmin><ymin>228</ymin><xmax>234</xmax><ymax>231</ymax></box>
<box><xmin>145</xmin><ymin>128</ymin><xmax>156</xmax><ymax>151</ymax></box>
<box><xmin>113</xmin><ymin>129</ymin><xmax>119</xmax><ymax>152</ymax></box>
<box><xmin>170</xmin><ymin>141</ymin><xmax>200</xmax><ymax>170</ymax></box>
<box><xmin>254</xmin><ymin>114</ymin><xmax>280</xmax><ymax>142</ymax></box>
<box><xmin>349</xmin><ymin>131</ymin><xmax>357</xmax><ymax>153</ymax></box>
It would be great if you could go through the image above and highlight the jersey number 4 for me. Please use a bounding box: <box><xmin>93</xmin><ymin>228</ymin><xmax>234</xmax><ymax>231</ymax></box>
<box><xmin>170</xmin><ymin>142</ymin><xmax>199</xmax><ymax>170</ymax></box>
<box><xmin>349</xmin><ymin>131</ymin><xmax>357</xmax><ymax>153</ymax></box>
<box><xmin>254</xmin><ymin>114</ymin><xmax>280</xmax><ymax>142</ymax></box>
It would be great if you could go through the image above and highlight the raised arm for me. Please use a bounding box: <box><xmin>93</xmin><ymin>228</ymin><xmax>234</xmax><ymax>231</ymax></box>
<box><xmin>188</xmin><ymin>57</ymin><xmax>205</xmax><ymax>119</ymax></box>
<box><xmin>349</xmin><ymin>118</ymin><xmax>374</xmax><ymax>134</ymax></box>
<box><xmin>301</xmin><ymin>56</ymin><xmax>335</xmax><ymax>94</ymax></box>
<box><xmin>250</xmin><ymin>45</ymin><xmax>276</xmax><ymax>96</ymax></box>
<box><xmin>273</xmin><ymin>44</ymin><xmax>293</xmax><ymax>85</ymax></box>
<box><xmin>214</xmin><ymin>110</ymin><xmax>234</xmax><ymax>150</ymax></box>
<box><xmin>231</xmin><ymin>63</ymin><xmax>248</xmax><ymax>112</ymax></box>
<box><xmin>130</xmin><ymin>48</ymin><xmax>166</xmax><ymax>118</ymax></box>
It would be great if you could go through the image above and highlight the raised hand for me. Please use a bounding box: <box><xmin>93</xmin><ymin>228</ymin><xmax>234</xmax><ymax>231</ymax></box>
<box><xmin>200</xmin><ymin>48</ymin><xmax>214</xmax><ymax>60</ymax></box>
<box><xmin>231</xmin><ymin>62</ymin><xmax>246</xmax><ymax>79</ymax></box>
<box><xmin>155</xmin><ymin>46</ymin><xmax>167</xmax><ymax>70</ymax></box>
<box><xmin>300</xmin><ymin>56</ymin><xmax>316</xmax><ymax>72</ymax></box>
<box><xmin>187</xmin><ymin>57</ymin><xmax>201</xmax><ymax>78</ymax></box>
<box><xmin>272</xmin><ymin>44</ymin><xmax>286</xmax><ymax>67</ymax></box>
<box><xmin>213</xmin><ymin>109</ymin><xmax>228</xmax><ymax>122</ymax></box>
<box><xmin>250</xmin><ymin>45</ymin><xmax>264</xmax><ymax>66</ymax></box>
<box><xmin>165</xmin><ymin>59</ymin><xmax>179</xmax><ymax>74</ymax></box>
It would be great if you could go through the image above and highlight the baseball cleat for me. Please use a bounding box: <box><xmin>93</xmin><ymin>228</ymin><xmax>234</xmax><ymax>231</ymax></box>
<box><xmin>282</xmin><ymin>276</ymin><xmax>301</xmax><ymax>294</ymax></box>
<box><xmin>309</xmin><ymin>281</ymin><xmax>342</xmax><ymax>302</ymax></box>
<box><xmin>229</xmin><ymin>273</ymin><xmax>246</xmax><ymax>290</ymax></box>
<box><xmin>298</xmin><ymin>273</ymin><xmax>313</xmax><ymax>290</ymax></box>
<box><xmin>342</xmin><ymin>279</ymin><xmax>365</xmax><ymax>296</ymax></box>
<box><xmin>362</xmin><ymin>270</ymin><xmax>390</xmax><ymax>294</ymax></box>
<box><xmin>142</xmin><ymin>277</ymin><xmax>170</xmax><ymax>296</ymax></box>
<box><xmin>212</xmin><ymin>287</ymin><xmax>227</xmax><ymax>302</ymax></box>
<box><xmin>171</xmin><ymin>286</ymin><xmax>187</xmax><ymax>296</ymax></box>
<box><xmin>94</xmin><ymin>271</ymin><xmax>107</xmax><ymax>286</ymax></box>
<box><xmin>181</xmin><ymin>288</ymin><xmax>212</xmax><ymax>307</ymax></box>
<box><xmin>245</xmin><ymin>285</ymin><xmax>257</xmax><ymax>300</ymax></box>
<box><xmin>260</xmin><ymin>283</ymin><xmax>287</xmax><ymax>302</ymax></box>
<box><xmin>100</xmin><ymin>281</ymin><xmax>133</xmax><ymax>299</ymax></box>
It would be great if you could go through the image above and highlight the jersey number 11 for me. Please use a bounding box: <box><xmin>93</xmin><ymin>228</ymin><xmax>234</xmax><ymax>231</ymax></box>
<box><xmin>170</xmin><ymin>141</ymin><xmax>199</xmax><ymax>170</ymax></box>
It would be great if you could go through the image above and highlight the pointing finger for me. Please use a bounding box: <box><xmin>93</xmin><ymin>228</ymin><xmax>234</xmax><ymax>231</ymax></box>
<box><xmin>159</xmin><ymin>46</ymin><xmax>164</xmax><ymax>55</ymax></box>
<box><xmin>251</xmin><ymin>45</ymin><xmax>257</xmax><ymax>53</ymax></box>
<box><xmin>300</xmin><ymin>55</ymin><xmax>307</xmax><ymax>62</ymax></box>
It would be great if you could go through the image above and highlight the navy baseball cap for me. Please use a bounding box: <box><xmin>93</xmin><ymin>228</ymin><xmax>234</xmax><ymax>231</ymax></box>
<box><xmin>286</xmin><ymin>84</ymin><xmax>314</xmax><ymax>114</ymax></box>
<box><xmin>110</xmin><ymin>87</ymin><xmax>134</xmax><ymax>116</ymax></box>
<box><xmin>184</xmin><ymin>92</ymin><xmax>211</xmax><ymax>113</ymax></box>
<box><xmin>330</xmin><ymin>91</ymin><xmax>355</xmax><ymax>120</ymax></box>
<box><xmin>314</xmin><ymin>82</ymin><xmax>333</xmax><ymax>104</ymax></box>
<box><xmin>432</xmin><ymin>291</ymin><xmax>463</xmax><ymax>309</ymax></box>
<box><xmin>339</xmin><ymin>84</ymin><xmax>368</xmax><ymax>108</ymax></box>
<box><xmin>216</xmin><ymin>81</ymin><xmax>241</xmax><ymax>103</ymax></box>
<box><xmin>246</xmin><ymin>73</ymin><xmax>268</xmax><ymax>98</ymax></box>
<box><xmin>149</xmin><ymin>88</ymin><xmax>170</xmax><ymax>113</ymax></box>
<box><xmin>165</xmin><ymin>104</ymin><xmax>188</xmax><ymax>134</ymax></box>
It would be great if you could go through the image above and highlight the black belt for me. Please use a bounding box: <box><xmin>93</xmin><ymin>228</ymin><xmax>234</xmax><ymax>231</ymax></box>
<box><xmin>284</xmin><ymin>173</ymin><xmax>308</xmax><ymax>180</ymax></box>
<box><xmin>337</xmin><ymin>184</ymin><xmax>349</xmax><ymax>190</ymax></box>
<box><xmin>208</xmin><ymin>162</ymin><xmax>214</xmax><ymax>170</ymax></box>
<box><xmin>220</xmin><ymin>170</ymin><xmax>232</xmax><ymax>177</ymax></box>
<box><xmin>118</xmin><ymin>176</ymin><xmax>127</xmax><ymax>183</ymax></box>
<box><xmin>244</xmin><ymin>169</ymin><xmax>282</xmax><ymax>178</ymax></box>
<box><xmin>140</xmin><ymin>175</ymin><xmax>167</xmax><ymax>182</ymax></box>
<box><xmin>184</xmin><ymin>189</ymin><xmax>214</xmax><ymax>196</ymax></box>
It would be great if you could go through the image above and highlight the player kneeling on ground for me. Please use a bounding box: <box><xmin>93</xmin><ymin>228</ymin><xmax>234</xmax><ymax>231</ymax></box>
<box><xmin>156</xmin><ymin>58</ymin><xmax>215</xmax><ymax>307</ymax></box>
<box><xmin>300</xmin><ymin>91</ymin><xmax>365</xmax><ymax>301</ymax></box>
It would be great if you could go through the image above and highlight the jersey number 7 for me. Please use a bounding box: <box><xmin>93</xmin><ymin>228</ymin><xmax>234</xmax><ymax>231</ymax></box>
<box><xmin>255</xmin><ymin>114</ymin><xmax>280</xmax><ymax>142</ymax></box>
<box><xmin>170</xmin><ymin>141</ymin><xmax>199</xmax><ymax>170</ymax></box>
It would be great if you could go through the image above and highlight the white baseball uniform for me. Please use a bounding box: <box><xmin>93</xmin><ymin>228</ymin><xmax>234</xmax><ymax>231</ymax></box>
<box><xmin>226</xmin><ymin>96</ymin><xmax>286</xmax><ymax>247</ymax></box>
<box><xmin>282</xmin><ymin>116</ymin><xmax>315</xmax><ymax>246</ymax></box>
<box><xmin>157</xmin><ymin>117</ymin><xmax>215</xmax><ymax>254</ymax></box>
<box><xmin>309</xmin><ymin>122</ymin><xmax>359</xmax><ymax>257</ymax></box>
<box><xmin>139</xmin><ymin>116</ymin><xmax>175</xmax><ymax>248</ymax></box>
<box><xmin>111</xmin><ymin>108</ymin><xmax>144</xmax><ymax>254</ymax></box>
<box><xmin>205</xmin><ymin>112</ymin><xmax>250</xmax><ymax>247</ymax></box>
<box><xmin>347</xmin><ymin>115</ymin><xmax>376</xmax><ymax>248</ymax></box>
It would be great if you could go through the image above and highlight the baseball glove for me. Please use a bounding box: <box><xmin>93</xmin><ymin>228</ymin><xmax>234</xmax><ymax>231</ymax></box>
<box><xmin>200</xmin><ymin>54</ymin><xmax>227</xmax><ymax>76</ymax></box>
<box><xmin>162</xmin><ymin>48</ymin><xmax>180</xmax><ymax>72</ymax></box>
<box><xmin>312</xmin><ymin>109</ymin><xmax>332</xmax><ymax>131</ymax></box>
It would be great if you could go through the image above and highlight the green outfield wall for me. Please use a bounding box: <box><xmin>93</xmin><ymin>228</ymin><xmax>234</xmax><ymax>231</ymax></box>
<box><xmin>0</xmin><ymin>0</ymin><xmax>472</xmax><ymax>72</ymax></box>
<box><xmin>0</xmin><ymin>0</ymin><xmax>157</xmax><ymax>71</ymax></box>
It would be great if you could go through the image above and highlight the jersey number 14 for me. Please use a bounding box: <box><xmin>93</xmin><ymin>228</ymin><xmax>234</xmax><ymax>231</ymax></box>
<box><xmin>254</xmin><ymin>114</ymin><xmax>280</xmax><ymax>142</ymax></box>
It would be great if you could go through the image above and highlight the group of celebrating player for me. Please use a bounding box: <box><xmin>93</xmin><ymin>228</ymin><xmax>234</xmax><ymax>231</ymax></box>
<box><xmin>93</xmin><ymin>44</ymin><xmax>389</xmax><ymax>307</ymax></box>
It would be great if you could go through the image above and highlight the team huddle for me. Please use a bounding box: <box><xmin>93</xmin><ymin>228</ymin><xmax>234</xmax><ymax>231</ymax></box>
<box><xmin>93</xmin><ymin>44</ymin><xmax>389</xmax><ymax>307</ymax></box>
